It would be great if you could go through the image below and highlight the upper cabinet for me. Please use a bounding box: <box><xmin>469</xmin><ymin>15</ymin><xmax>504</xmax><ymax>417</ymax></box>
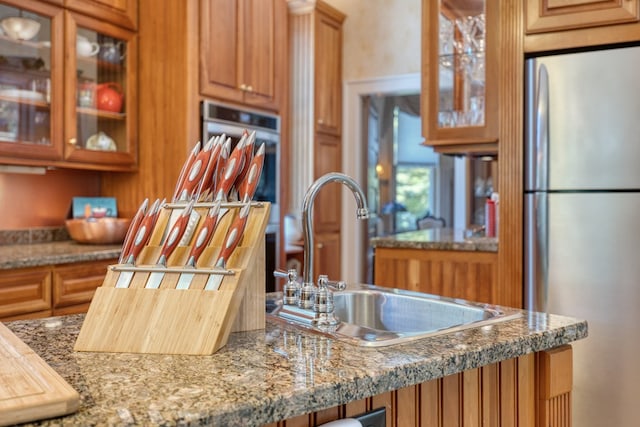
<box><xmin>526</xmin><ymin>0</ymin><xmax>639</xmax><ymax>34</ymax></box>
<box><xmin>421</xmin><ymin>0</ymin><xmax>498</xmax><ymax>154</ymax></box>
<box><xmin>314</xmin><ymin>8</ymin><xmax>341</xmax><ymax>136</ymax></box>
<box><xmin>200</xmin><ymin>0</ymin><xmax>287</xmax><ymax>112</ymax></box>
<box><xmin>65</xmin><ymin>0</ymin><xmax>137</xmax><ymax>30</ymax></box>
<box><xmin>0</xmin><ymin>0</ymin><xmax>137</xmax><ymax>171</ymax></box>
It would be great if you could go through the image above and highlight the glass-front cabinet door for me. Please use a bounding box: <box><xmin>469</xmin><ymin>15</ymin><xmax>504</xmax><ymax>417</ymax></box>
<box><xmin>0</xmin><ymin>2</ymin><xmax>63</xmax><ymax>161</ymax></box>
<box><xmin>64</xmin><ymin>12</ymin><xmax>137</xmax><ymax>169</ymax></box>
<box><xmin>422</xmin><ymin>0</ymin><xmax>498</xmax><ymax>152</ymax></box>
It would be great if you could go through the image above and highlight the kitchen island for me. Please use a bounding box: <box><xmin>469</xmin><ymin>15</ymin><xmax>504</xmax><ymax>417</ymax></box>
<box><xmin>5</xmin><ymin>302</ymin><xmax>587</xmax><ymax>426</ymax></box>
<box><xmin>371</xmin><ymin>229</ymin><xmax>507</xmax><ymax>306</ymax></box>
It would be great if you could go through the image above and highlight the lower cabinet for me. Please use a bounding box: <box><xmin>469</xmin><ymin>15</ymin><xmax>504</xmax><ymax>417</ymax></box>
<box><xmin>265</xmin><ymin>346</ymin><xmax>573</xmax><ymax>427</ymax></box>
<box><xmin>0</xmin><ymin>259</ymin><xmax>115</xmax><ymax>321</ymax></box>
<box><xmin>374</xmin><ymin>247</ymin><xmax>499</xmax><ymax>305</ymax></box>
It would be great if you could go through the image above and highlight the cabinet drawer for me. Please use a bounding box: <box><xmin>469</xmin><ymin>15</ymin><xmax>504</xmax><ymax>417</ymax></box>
<box><xmin>52</xmin><ymin>260</ymin><xmax>113</xmax><ymax>309</ymax></box>
<box><xmin>0</xmin><ymin>267</ymin><xmax>52</xmax><ymax>319</ymax></box>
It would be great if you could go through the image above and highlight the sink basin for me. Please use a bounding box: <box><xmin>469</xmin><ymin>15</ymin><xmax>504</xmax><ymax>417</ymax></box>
<box><xmin>268</xmin><ymin>284</ymin><xmax>522</xmax><ymax>347</ymax></box>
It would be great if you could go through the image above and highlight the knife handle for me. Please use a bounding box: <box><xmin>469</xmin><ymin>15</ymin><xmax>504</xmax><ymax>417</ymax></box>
<box><xmin>119</xmin><ymin>198</ymin><xmax>149</xmax><ymax>264</ymax></box>
<box><xmin>172</xmin><ymin>141</ymin><xmax>200</xmax><ymax>202</ymax></box>
<box><xmin>177</xmin><ymin>139</ymin><xmax>214</xmax><ymax>201</ymax></box>
<box><xmin>239</xmin><ymin>142</ymin><xmax>265</xmax><ymax>201</ymax></box>
<box><xmin>157</xmin><ymin>199</ymin><xmax>195</xmax><ymax>263</ymax></box>
<box><xmin>196</xmin><ymin>137</ymin><xmax>223</xmax><ymax>200</ymax></box>
<box><xmin>213</xmin><ymin>138</ymin><xmax>231</xmax><ymax>197</ymax></box>
<box><xmin>186</xmin><ymin>201</ymin><xmax>221</xmax><ymax>265</ymax></box>
<box><xmin>215</xmin><ymin>202</ymin><xmax>251</xmax><ymax>268</ymax></box>
<box><xmin>125</xmin><ymin>198</ymin><xmax>161</xmax><ymax>264</ymax></box>
<box><xmin>233</xmin><ymin>130</ymin><xmax>255</xmax><ymax>190</ymax></box>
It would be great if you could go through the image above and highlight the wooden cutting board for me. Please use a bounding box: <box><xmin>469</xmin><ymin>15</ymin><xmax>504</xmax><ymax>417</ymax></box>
<box><xmin>0</xmin><ymin>322</ymin><xmax>79</xmax><ymax>426</ymax></box>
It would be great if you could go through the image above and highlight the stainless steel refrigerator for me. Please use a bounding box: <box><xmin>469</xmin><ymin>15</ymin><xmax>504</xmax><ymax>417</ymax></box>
<box><xmin>525</xmin><ymin>46</ymin><xmax>640</xmax><ymax>427</ymax></box>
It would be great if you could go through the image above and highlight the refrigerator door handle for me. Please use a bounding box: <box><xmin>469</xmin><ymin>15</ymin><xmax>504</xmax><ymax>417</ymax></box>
<box><xmin>525</xmin><ymin>192</ymin><xmax>549</xmax><ymax>312</ymax></box>
<box><xmin>535</xmin><ymin>64</ymin><xmax>550</xmax><ymax>191</ymax></box>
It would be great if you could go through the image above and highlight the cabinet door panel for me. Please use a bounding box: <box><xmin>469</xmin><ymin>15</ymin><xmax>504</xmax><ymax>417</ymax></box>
<box><xmin>526</xmin><ymin>0</ymin><xmax>638</xmax><ymax>33</ymax></box>
<box><xmin>65</xmin><ymin>0</ymin><xmax>137</xmax><ymax>30</ymax></box>
<box><xmin>314</xmin><ymin>232</ymin><xmax>340</xmax><ymax>282</ymax></box>
<box><xmin>314</xmin><ymin>13</ymin><xmax>341</xmax><ymax>135</ymax></box>
<box><xmin>200</xmin><ymin>0</ymin><xmax>242</xmax><ymax>103</ymax></box>
<box><xmin>0</xmin><ymin>267</ymin><xmax>51</xmax><ymax>319</ymax></box>
<box><xmin>239</xmin><ymin>0</ymin><xmax>274</xmax><ymax>98</ymax></box>
<box><xmin>52</xmin><ymin>259</ymin><xmax>112</xmax><ymax>309</ymax></box>
<box><xmin>313</xmin><ymin>133</ymin><xmax>341</xmax><ymax>232</ymax></box>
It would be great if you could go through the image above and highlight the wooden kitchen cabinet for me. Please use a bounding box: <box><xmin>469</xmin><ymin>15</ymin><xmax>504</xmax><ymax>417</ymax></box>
<box><xmin>0</xmin><ymin>266</ymin><xmax>51</xmax><ymax>320</ymax></box>
<box><xmin>0</xmin><ymin>258</ymin><xmax>115</xmax><ymax>321</ymax></box>
<box><xmin>0</xmin><ymin>0</ymin><xmax>137</xmax><ymax>171</ymax></box>
<box><xmin>289</xmin><ymin>1</ymin><xmax>344</xmax><ymax>282</ymax></box>
<box><xmin>199</xmin><ymin>0</ymin><xmax>287</xmax><ymax>112</ymax></box>
<box><xmin>65</xmin><ymin>0</ymin><xmax>137</xmax><ymax>30</ymax></box>
<box><xmin>313</xmin><ymin>6</ymin><xmax>342</xmax><ymax>136</ymax></box>
<box><xmin>52</xmin><ymin>259</ymin><xmax>111</xmax><ymax>315</ymax></box>
<box><xmin>421</xmin><ymin>0</ymin><xmax>498</xmax><ymax>155</ymax></box>
<box><xmin>374</xmin><ymin>247</ymin><xmax>502</xmax><ymax>306</ymax></box>
<box><xmin>526</xmin><ymin>0</ymin><xmax>638</xmax><ymax>34</ymax></box>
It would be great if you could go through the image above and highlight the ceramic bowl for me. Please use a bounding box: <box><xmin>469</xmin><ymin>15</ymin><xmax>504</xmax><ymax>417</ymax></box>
<box><xmin>0</xmin><ymin>17</ymin><xmax>41</xmax><ymax>41</ymax></box>
<box><xmin>66</xmin><ymin>217</ymin><xmax>131</xmax><ymax>244</ymax></box>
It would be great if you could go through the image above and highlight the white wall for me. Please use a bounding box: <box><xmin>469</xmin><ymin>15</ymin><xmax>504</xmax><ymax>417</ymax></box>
<box><xmin>324</xmin><ymin>0</ymin><xmax>421</xmax><ymax>81</ymax></box>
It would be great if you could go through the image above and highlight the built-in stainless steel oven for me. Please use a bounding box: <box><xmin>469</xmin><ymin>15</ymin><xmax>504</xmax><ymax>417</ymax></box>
<box><xmin>201</xmin><ymin>100</ymin><xmax>280</xmax><ymax>291</ymax></box>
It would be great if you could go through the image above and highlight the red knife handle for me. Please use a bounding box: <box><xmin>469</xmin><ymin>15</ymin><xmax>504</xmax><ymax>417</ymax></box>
<box><xmin>239</xmin><ymin>142</ymin><xmax>265</xmax><ymax>200</ymax></box>
<box><xmin>186</xmin><ymin>202</ymin><xmax>221</xmax><ymax>265</ymax></box>
<box><xmin>157</xmin><ymin>200</ymin><xmax>194</xmax><ymax>263</ymax></box>
<box><xmin>234</xmin><ymin>131</ymin><xmax>255</xmax><ymax>189</ymax></box>
<box><xmin>172</xmin><ymin>141</ymin><xmax>200</xmax><ymax>202</ymax></box>
<box><xmin>177</xmin><ymin>140</ymin><xmax>214</xmax><ymax>200</ymax></box>
<box><xmin>119</xmin><ymin>198</ymin><xmax>149</xmax><ymax>264</ymax></box>
<box><xmin>125</xmin><ymin>200</ymin><xmax>160</xmax><ymax>264</ymax></box>
<box><xmin>196</xmin><ymin>138</ymin><xmax>223</xmax><ymax>199</ymax></box>
<box><xmin>215</xmin><ymin>202</ymin><xmax>251</xmax><ymax>268</ymax></box>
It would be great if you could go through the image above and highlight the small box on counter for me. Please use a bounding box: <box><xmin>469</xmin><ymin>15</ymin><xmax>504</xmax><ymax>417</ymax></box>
<box><xmin>70</xmin><ymin>197</ymin><xmax>118</xmax><ymax>219</ymax></box>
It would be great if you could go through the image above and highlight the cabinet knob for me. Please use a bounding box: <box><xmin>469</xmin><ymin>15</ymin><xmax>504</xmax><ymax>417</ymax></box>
<box><xmin>68</xmin><ymin>138</ymin><xmax>77</xmax><ymax>145</ymax></box>
<box><xmin>316</xmin><ymin>243</ymin><xmax>324</xmax><ymax>249</ymax></box>
<box><xmin>317</xmin><ymin>119</ymin><xmax>324</xmax><ymax>125</ymax></box>
<box><xmin>246</xmin><ymin>85</ymin><xmax>253</xmax><ymax>92</ymax></box>
<box><xmin>239</xmin><ymin>83</ymin><xmax>247</xmax><ymax>90</ymax></box>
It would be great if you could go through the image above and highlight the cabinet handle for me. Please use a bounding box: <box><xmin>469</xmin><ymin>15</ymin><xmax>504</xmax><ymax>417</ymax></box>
<box><xmin>246</xmin><ymin>85</ymin><xmax>253</xmax><ymax>92</ymax></box>
<box><xmin>239</xmin><ymin>83</ymin><xmax>247</xmax><ymax>90</ymax></box>
<box><xmin>68</xmin><ymin>138</ymin><xmax>77</xmax><ymax>145</ymax></box>
<box><xmin>317</xmin><ymin>119</ymin><xmax>324</xmax><ymax>125</ymax></box>
<box><xmin>316</xmin><ymin>243</ymin><xmax>324</xmax><ymax>249</ymax></box>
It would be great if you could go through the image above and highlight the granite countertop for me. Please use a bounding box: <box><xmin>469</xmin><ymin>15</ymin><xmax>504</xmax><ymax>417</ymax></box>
<box><xmin>6</xmin><ymin>304</ymin><xmax>587</xmax><ymax>426</ymax></box>
<box><xmin>0</xmin><ymin>241</ymin><xmax>122</xmax><ymax>270</ymax></box>
<box><xmin>371</xmin><ymin>228</ymin><xmax>498</xmax><ymax>252</ymax></box>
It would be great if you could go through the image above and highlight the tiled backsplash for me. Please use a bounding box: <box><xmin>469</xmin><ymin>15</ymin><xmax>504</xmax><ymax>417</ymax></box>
<box><xmin>0</xmin><ymin>227</ymin><xmax>70</xmax><ymax>246</ymax></box>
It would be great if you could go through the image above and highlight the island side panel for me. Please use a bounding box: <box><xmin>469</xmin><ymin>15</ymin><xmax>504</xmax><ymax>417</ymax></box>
<box><xmin>270</xmin><ymin>351</ymin><xmax>556</xmax><ymax>427</ymax></box>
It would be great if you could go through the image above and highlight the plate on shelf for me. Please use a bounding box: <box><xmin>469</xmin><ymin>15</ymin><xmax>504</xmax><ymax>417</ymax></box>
<box><xmin>0</xmin><ymin>89</ymin><xmax>44</xmax><ymax>101</ymax></box>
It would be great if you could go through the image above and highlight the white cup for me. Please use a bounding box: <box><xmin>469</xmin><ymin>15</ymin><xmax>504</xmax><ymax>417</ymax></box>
<box><xmin>77</xmin><ymin>36</ymin><xmax>100</xmax><ymax>57</ymax></box>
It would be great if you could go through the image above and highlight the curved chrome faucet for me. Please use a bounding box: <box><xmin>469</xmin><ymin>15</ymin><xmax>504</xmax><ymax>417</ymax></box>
<box><xmin>301</xmin><ymin>172</ymin><xmax>369</xmax><ymax>294</ymax></box>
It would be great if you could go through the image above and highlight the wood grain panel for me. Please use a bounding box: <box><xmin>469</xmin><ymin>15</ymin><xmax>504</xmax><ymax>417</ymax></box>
<box><xmin>314</xmin><ymin>10</ymin><xmax>343</xmax><ymax>136</ymax></box>
<box><xmin>526</xmin><ymin>0</ymin><xmax>638</xmax><ymax>34</ymax></box>
<box><xmin>52</xmin><ymin>259</ymin><xmax>114</xmax><ymax>309</ymax></box>
<box><xmin>497</xmin><ymin>0</ymin><xmax>524</xmax><ymax>309</ymax></box>
<box><xmin>314</xmin><ymin>405</ymin><xmax>340</xmax><ymax>425</ymax></box>
<box><xmin>0</xmin><ymin>267</ymin><xmax>51</xmax><ymax>319</ymax></box>
<box><xmin>275</xmin><ymin>349</ymin><xmax>571</xmax><ymax>427</ymax></box>
<box><xmin>344</xmin><ymin>398</ymin><xmax>367</xmax><ymax>417</ymax></box>
<box><xmin>373</xmin><ymin>248</ymin><xmax>499</xmax><ymax>305</ymax></box>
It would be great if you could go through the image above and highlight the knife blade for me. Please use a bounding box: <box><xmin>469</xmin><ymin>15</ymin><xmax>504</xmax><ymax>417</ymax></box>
<box><xmin>145</xmin><ymin>199</ymin><xmax>196</xmax><ymax>289</ymax></box>
<box><xmin>204</xmin><ymin>200</ymin><xmax>251</xmax><ymax>291</ymax></box>
<box><xmin>119</xmin><ymin>198</ymin><xmax>149</xmax><ymax>264</ymax></box>
<box><xmin>175</xmin><ymin>201</ymin><xmax>223</xmax><ymax>289</ymax></box>
<box><xmin>115</xmin><ymin>198</ymin><xmax>162</xmax><ymax>288</ymax></box>
<box><xmin>172</xmin><ymin>141</ymin><xmax>200</xmax><ymax>202</ymax></box>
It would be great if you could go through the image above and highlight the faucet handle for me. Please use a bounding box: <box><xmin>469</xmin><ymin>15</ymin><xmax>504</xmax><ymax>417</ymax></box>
<box><xmin>317</xmin><ymin>275</ymin><xmax>346</xmax><ymax>292</ymax></box>
<box><xmin>274</xmin><ymin>269</ymin><xmax>300</xmax><ymax>306</ymax></box>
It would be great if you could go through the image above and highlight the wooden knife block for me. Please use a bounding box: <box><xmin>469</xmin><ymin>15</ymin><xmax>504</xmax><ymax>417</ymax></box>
<box><xmin>74</xmin><ymin>202</ymin><xmax>270</xmax><ymax>355</ymax></box>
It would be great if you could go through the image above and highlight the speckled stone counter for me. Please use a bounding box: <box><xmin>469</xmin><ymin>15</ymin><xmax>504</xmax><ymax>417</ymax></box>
<box><xmin>0</xmin><ymin>241</ymin><xmax>122</xmax><ymax>270</ymax></box>
<box><xmin>6</xmin><ymin>304</ymin><xmax>586</xmax><ymax>426</ymax></box>
<box><xmin>371</xmin><ymin>228</ymin><xmax>498</xmax><ymax>252</ymax></box>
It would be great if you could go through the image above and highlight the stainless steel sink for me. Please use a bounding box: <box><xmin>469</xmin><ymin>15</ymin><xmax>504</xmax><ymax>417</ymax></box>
<box><xmin>268</xmin><ymin>284</ymin><xmax>522</xmax><ymax>347</ymax></box>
